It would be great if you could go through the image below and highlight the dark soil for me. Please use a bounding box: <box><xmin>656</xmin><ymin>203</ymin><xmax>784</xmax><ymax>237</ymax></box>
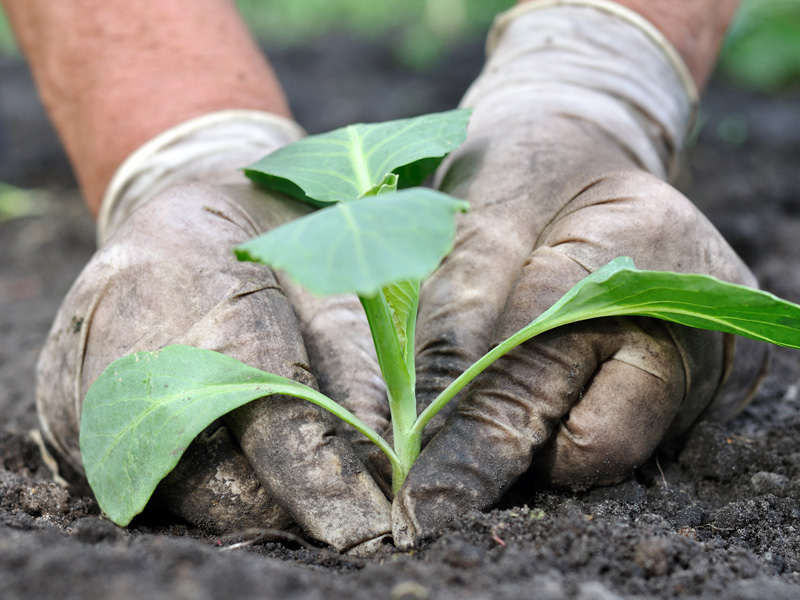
<box><xmin>2</xmin><ymin>36</ymin><xmax>800</xmax><ymax>599</ymax></box>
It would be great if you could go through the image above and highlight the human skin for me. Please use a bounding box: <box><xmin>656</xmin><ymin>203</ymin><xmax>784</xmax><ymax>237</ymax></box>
<box><xmin>520</xmin><ymin>0</ymin><xmax>740</xmax><ymax>89</ymax></box>
<box><xmin>0</xmin><ymin>0</ymin><xmax>290</xmax><ymax>215</ymax></box>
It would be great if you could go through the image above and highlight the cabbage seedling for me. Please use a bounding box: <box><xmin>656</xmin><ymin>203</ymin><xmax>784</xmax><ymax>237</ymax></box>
<box><xmin>80</xmin><ymin>109</ymin><xmax>800</xmax><ymax>527</ymax></box>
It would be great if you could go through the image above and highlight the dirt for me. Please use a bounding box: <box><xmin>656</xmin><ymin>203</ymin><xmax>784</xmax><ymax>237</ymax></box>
<box><xmin>1</xmin><ymin>36</ymin><xmax>800</xmax><ymax>599</ymax></box>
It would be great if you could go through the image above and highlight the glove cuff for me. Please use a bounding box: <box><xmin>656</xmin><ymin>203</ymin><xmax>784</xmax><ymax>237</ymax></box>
<box><xmin>465</xmin><ymin>0</ymin><xmax>699</xmax><ymax>180</ymax></box>
<box><xmin>487</xmin><ymin>0</ymin><xmax>697</xmax><ymax>103</ymax></box>
<box><xmin>97</xmin><ymin>110</ymin><xmax>305</xmax><ymax>246</ymax></box>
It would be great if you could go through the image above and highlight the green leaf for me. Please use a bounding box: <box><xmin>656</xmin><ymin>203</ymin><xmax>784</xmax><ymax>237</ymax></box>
<box><xmin>243</xmin><ymin>109</ymin><xmax>471</xmax><ymax>206</ymax></box>
<box><xmin>415</xmin><ymin>257</ymin><xmax>800</xmax><ymax>432</ymax></box>
<box><xmin>720</xmin><ymin>0</ymin><xmax>800</xmax><ymax>92</ymax></box>
<box><xmin>383</xmin><ymin>279</ymin><xmax>420</xmax><ymax>365</ymax></box>
<box><xmin>362</xmin><ymin>173</ymin><xmax>399</xmax><ymax>198</ymax></box>
<box><xmin>235</xmin><ymin>188</ymin><xmax>469</xmax><ymax>297</ymax></box>
<box><xmin>0</xmin><ymin>182</ymin><xmax>47</xmax><ymax>223</ymax></box>
<box><xmin>79</xmin><ymin>345</ymin><xmax>392</xmax><ymax>526</ymax></box>
<box><xmin>528</xmin><ymin>257</ymin><xmax>800</xmax><ymax>346</ymax></box>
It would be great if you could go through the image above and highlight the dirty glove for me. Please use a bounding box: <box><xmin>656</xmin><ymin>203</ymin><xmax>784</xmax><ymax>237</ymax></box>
<box><xmin>36</xmin><ymin>111</ymin><xmax>391</xmax><ymax>555</ymax></box>
<box><xmin>393</xmin><ymin>1</ymin><xmax>768</xmax><ymax>547</ymax></box>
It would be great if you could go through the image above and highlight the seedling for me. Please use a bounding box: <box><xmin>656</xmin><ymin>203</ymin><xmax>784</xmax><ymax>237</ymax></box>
<box><xmin>80</xmin><ymin>109</ymin><xmax>800</xmax><ymax>527</ymax></box>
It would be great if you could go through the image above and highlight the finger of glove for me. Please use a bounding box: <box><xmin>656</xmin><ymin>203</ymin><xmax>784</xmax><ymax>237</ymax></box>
<box><xmin>703</xmin><ymin>334</ymin><xmax>770</xmax><ymax>423</ymax></box>
<box><xmin>151</xmin><ymin>420</ymin><xmax>293</xmax><ymax>533</ymax></box>
<box><xmin>231</xmin><ymin>183</ymin><xmax>391</xmax><ymax>453</ymax></box>
<box><xmin>415</xmin><ymin>119</ymin><xmax>639</xmax><ymax>435</ymax></box>
<box><xmin>224</xmin><ymin>396</ymin><xmax>391</xmax><ymax>552</ymax></box>
<box><xmin>37</xmin><ymin>183</ymin><xmax>390</xmax><ymax>550</ymax></box>
<box><xmin>525</xmin><ymin>325</ymin><xmax>687</xmax><ymax>491</ymax></box>
<box><xmin>278</xmin><ymin>283</ymin><xmax>389</xmax><ymax>445</ymax></box>
<box><xmin>413</xmin><ymin>139</ymin><xmax>553</xmax><ymax>432</ymax></box>
<box><xmin>157</xmin><ymin>184</ymin><xmax>391</xmax><ymax>551</ymax></box>
<box><xmin>394</xmin><ymin>313</ymin><xmax>683</xmax><ymax>547</ymax></box>
<box><xmin>533</xmin><ymin>169</ymin><xmax>757</xmax><ymax>285</ymax></box>
<box><xmin>274</xmin><ymin>287</ymin><xmax>395</xmax><ymax>501</ymax></box>
<box><xmin>418</xmin><ymin>133</ymin><xmax>755</xmax><ymax>417</ymax></box>
<box><xmin>475</xmin><ymin>176</ymin><xmax>736</xmax><ymax>485</ymax></box>
<box><xmin>528</xmin><ymin>170</ymin><xmax>758</xmax><ymax>428</ymax></box>
<box><xmin>395</xmin><ymin>232</ymin><xmax>699</xmax><ymax>547</ymax></box>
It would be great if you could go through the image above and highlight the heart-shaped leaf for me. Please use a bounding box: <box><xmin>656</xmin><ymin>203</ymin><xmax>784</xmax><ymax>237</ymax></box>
<box><xmin>243</xmin><ymin>109</ymin><xmax>471</xmax><ymax>206</ymax></box>
<box><xmin>79</xmin><ymin>345</ymin><xmax>386</xmax><ymax>526</ymax></box>
<box><xmin>526</xmin><ymin>257</ymin><xmax>800</xmax><ymax>346</ymax></box>
<box><xmin>235</xmin><ymin>188</ymin><xmax>469</xmax><ymax>297</ymax></box>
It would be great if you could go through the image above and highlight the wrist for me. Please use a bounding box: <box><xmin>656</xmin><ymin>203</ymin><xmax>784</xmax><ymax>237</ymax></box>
<box><xmin>598</xmin><ymin>0</ymin><xmax>739</xmax><ymax>90</ymax></box>
<box><xmin>97</xmin><ymin>110</ymin><xmax>305</xmax><ymax>246</ymax></box>
<box><xmin>517</xmin><ymin>0</ymin><xmax>739</xmax><ymax>89</ymax></box>
<box><xmin>466</xmin><ymin>1</ymin><xmax>698</xmax><ymax>180</ymax></box>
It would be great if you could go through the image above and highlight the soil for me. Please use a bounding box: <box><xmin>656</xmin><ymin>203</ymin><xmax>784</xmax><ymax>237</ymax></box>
<box><xmin>2</xmin><ymin>35</ymin><xmax>800</xmax><ymax>599</ymax></box>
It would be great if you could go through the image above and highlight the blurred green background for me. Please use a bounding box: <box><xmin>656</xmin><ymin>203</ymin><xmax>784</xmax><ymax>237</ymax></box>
<box><xmin>0</xmin><ymin>0</ymin><xmax>514</xmax><ymax>68</ymax></box>
<box><xmin>0</xmin><ymin>0</ymin><xmax>798</xmax><ymax>91</ymax></box>
<box><xmin>720</xmin><ymin>0</ymin><xmax>800</xmax><ymax>92</ymax></box>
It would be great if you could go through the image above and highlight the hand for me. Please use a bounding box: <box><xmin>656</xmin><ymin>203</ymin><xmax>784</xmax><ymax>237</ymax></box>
<box><xmin>36</xmin><ymin>114</ymin><xmax>391</xmax><ymax>555</ymax></box>
<box><xmin>392</xmin><ymin>3</ymin><xmax>768</xmax><ymax>547</ymax></box>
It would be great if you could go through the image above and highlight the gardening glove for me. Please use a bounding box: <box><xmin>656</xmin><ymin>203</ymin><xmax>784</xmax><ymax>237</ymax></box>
<box><xmin>392</xmin><ymin>1</ymin><xmax>769</xmax><ymax>548</ymax></box>
<box><xmin>36</xmin><ymin>111</ymin><xmax>391</xmax><ymax>555</ymax></box>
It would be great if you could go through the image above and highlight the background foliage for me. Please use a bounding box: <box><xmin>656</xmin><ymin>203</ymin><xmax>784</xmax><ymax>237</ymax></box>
<box><xmin>718</xmin><ymin>0</ymin><xmax>800</xmax><ymax>92</ymax></box>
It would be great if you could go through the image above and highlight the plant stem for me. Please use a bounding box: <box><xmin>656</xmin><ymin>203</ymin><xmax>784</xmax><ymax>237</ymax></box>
<box><xmin>286</xmin><ymin>382</ymin><xmax>401</xmax><ymax>470</ymax></box>
<box><xmin>391</xmin><ymin>427</ymin><xmax>421</xmax><ymax>496</ymax></box>
<box><xmin>403</xmin><ymin>280</ymin><xmax>419</xmax><ymax>385</ymax></box>
<box><xmin>360</xmin><ymin>291</ymin><xmax>419</xmax><ymax>493</ymax></box>
<box><xmin>412</xmin><ymin>313</ymin><xmax>571</xmax><ymax>435</ymax></box>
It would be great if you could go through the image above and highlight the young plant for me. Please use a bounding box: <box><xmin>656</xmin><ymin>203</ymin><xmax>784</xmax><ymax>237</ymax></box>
<box><xmin>80</xmin><ymin>110</ymin><xmax>800</xmax><ymax>527</ymax></box>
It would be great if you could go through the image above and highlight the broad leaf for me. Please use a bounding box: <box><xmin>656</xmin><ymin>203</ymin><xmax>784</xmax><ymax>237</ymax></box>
<box><xmin>383</xmin><ymin>279</ymin><xmax>420</xmax><ymax>363</ymax></box>
<box><xmin>524</xmin><ymin>256</ymin><xmax>800</xmax><ymax>346</ymax></box>
<box><xmin>235</xmin><ymin>188</ymin><xmax>469</xmax><ymax>297</ymax></box>
<box><xmin>79</xmin><ymin>345</ymin><xmax>388</xmax><ymax>526</ymax></box>
<box><xmin>243</xmin><ymin>109</ymin><xmax>471</xmax><ymax>206</ymax></box>
<box><xmin>416</xmin><ymin>257</ymin><xmax>800</xmax><ymax>431</ymax></box>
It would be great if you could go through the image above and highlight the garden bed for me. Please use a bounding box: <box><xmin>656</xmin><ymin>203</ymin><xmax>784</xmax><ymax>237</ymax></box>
<box><xmin>1</xmin><ymin>37</ymin><xmax>799</xmax><ymax>599</ymax></box>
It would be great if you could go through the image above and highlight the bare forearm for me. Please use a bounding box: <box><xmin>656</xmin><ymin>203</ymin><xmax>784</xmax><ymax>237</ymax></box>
<box><xmin>2</xmin><ymin>0</ymin><xmax>290</xmax><ymax>214</ymax></box>
<box><xmin>519</xmin><ymin>0</ymin><xmax>740</xmax><ymax>90</ymax></box>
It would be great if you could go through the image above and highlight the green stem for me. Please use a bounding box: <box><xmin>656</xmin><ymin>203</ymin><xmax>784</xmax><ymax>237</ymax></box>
<box><xmin>294</xmin><ymin>385</ymin><xmax>400</xmax><ymax>469</ymax></box>
<box><xmin>412</xmin><ymin>312</ymin><xmax>577</xmax><ymax>435</ymax></box>
<box><xmin>403</xmin><ymin>281</ymin><xmax>419</xmax><ymax>386</ymax></box>
<box><xmin>360</xmin><ymin>292</ymin><xmax>419</xmax><ymax>492</ymax></box>
<box><xmin>391</xmin><ymin>428</ymin><xmax>421</xmax><ymax>496</ymax></box>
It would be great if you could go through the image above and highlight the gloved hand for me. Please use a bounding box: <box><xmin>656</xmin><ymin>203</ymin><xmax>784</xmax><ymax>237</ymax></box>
<box><xmin>392</xmin><ymin>1</ymin><xmax>768</xmax><ymax>547</ymax></box>
<box><xmin>36</xmin><ymin>111</ymin><xmax>391</xmax><ymax>555</ymax></box>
